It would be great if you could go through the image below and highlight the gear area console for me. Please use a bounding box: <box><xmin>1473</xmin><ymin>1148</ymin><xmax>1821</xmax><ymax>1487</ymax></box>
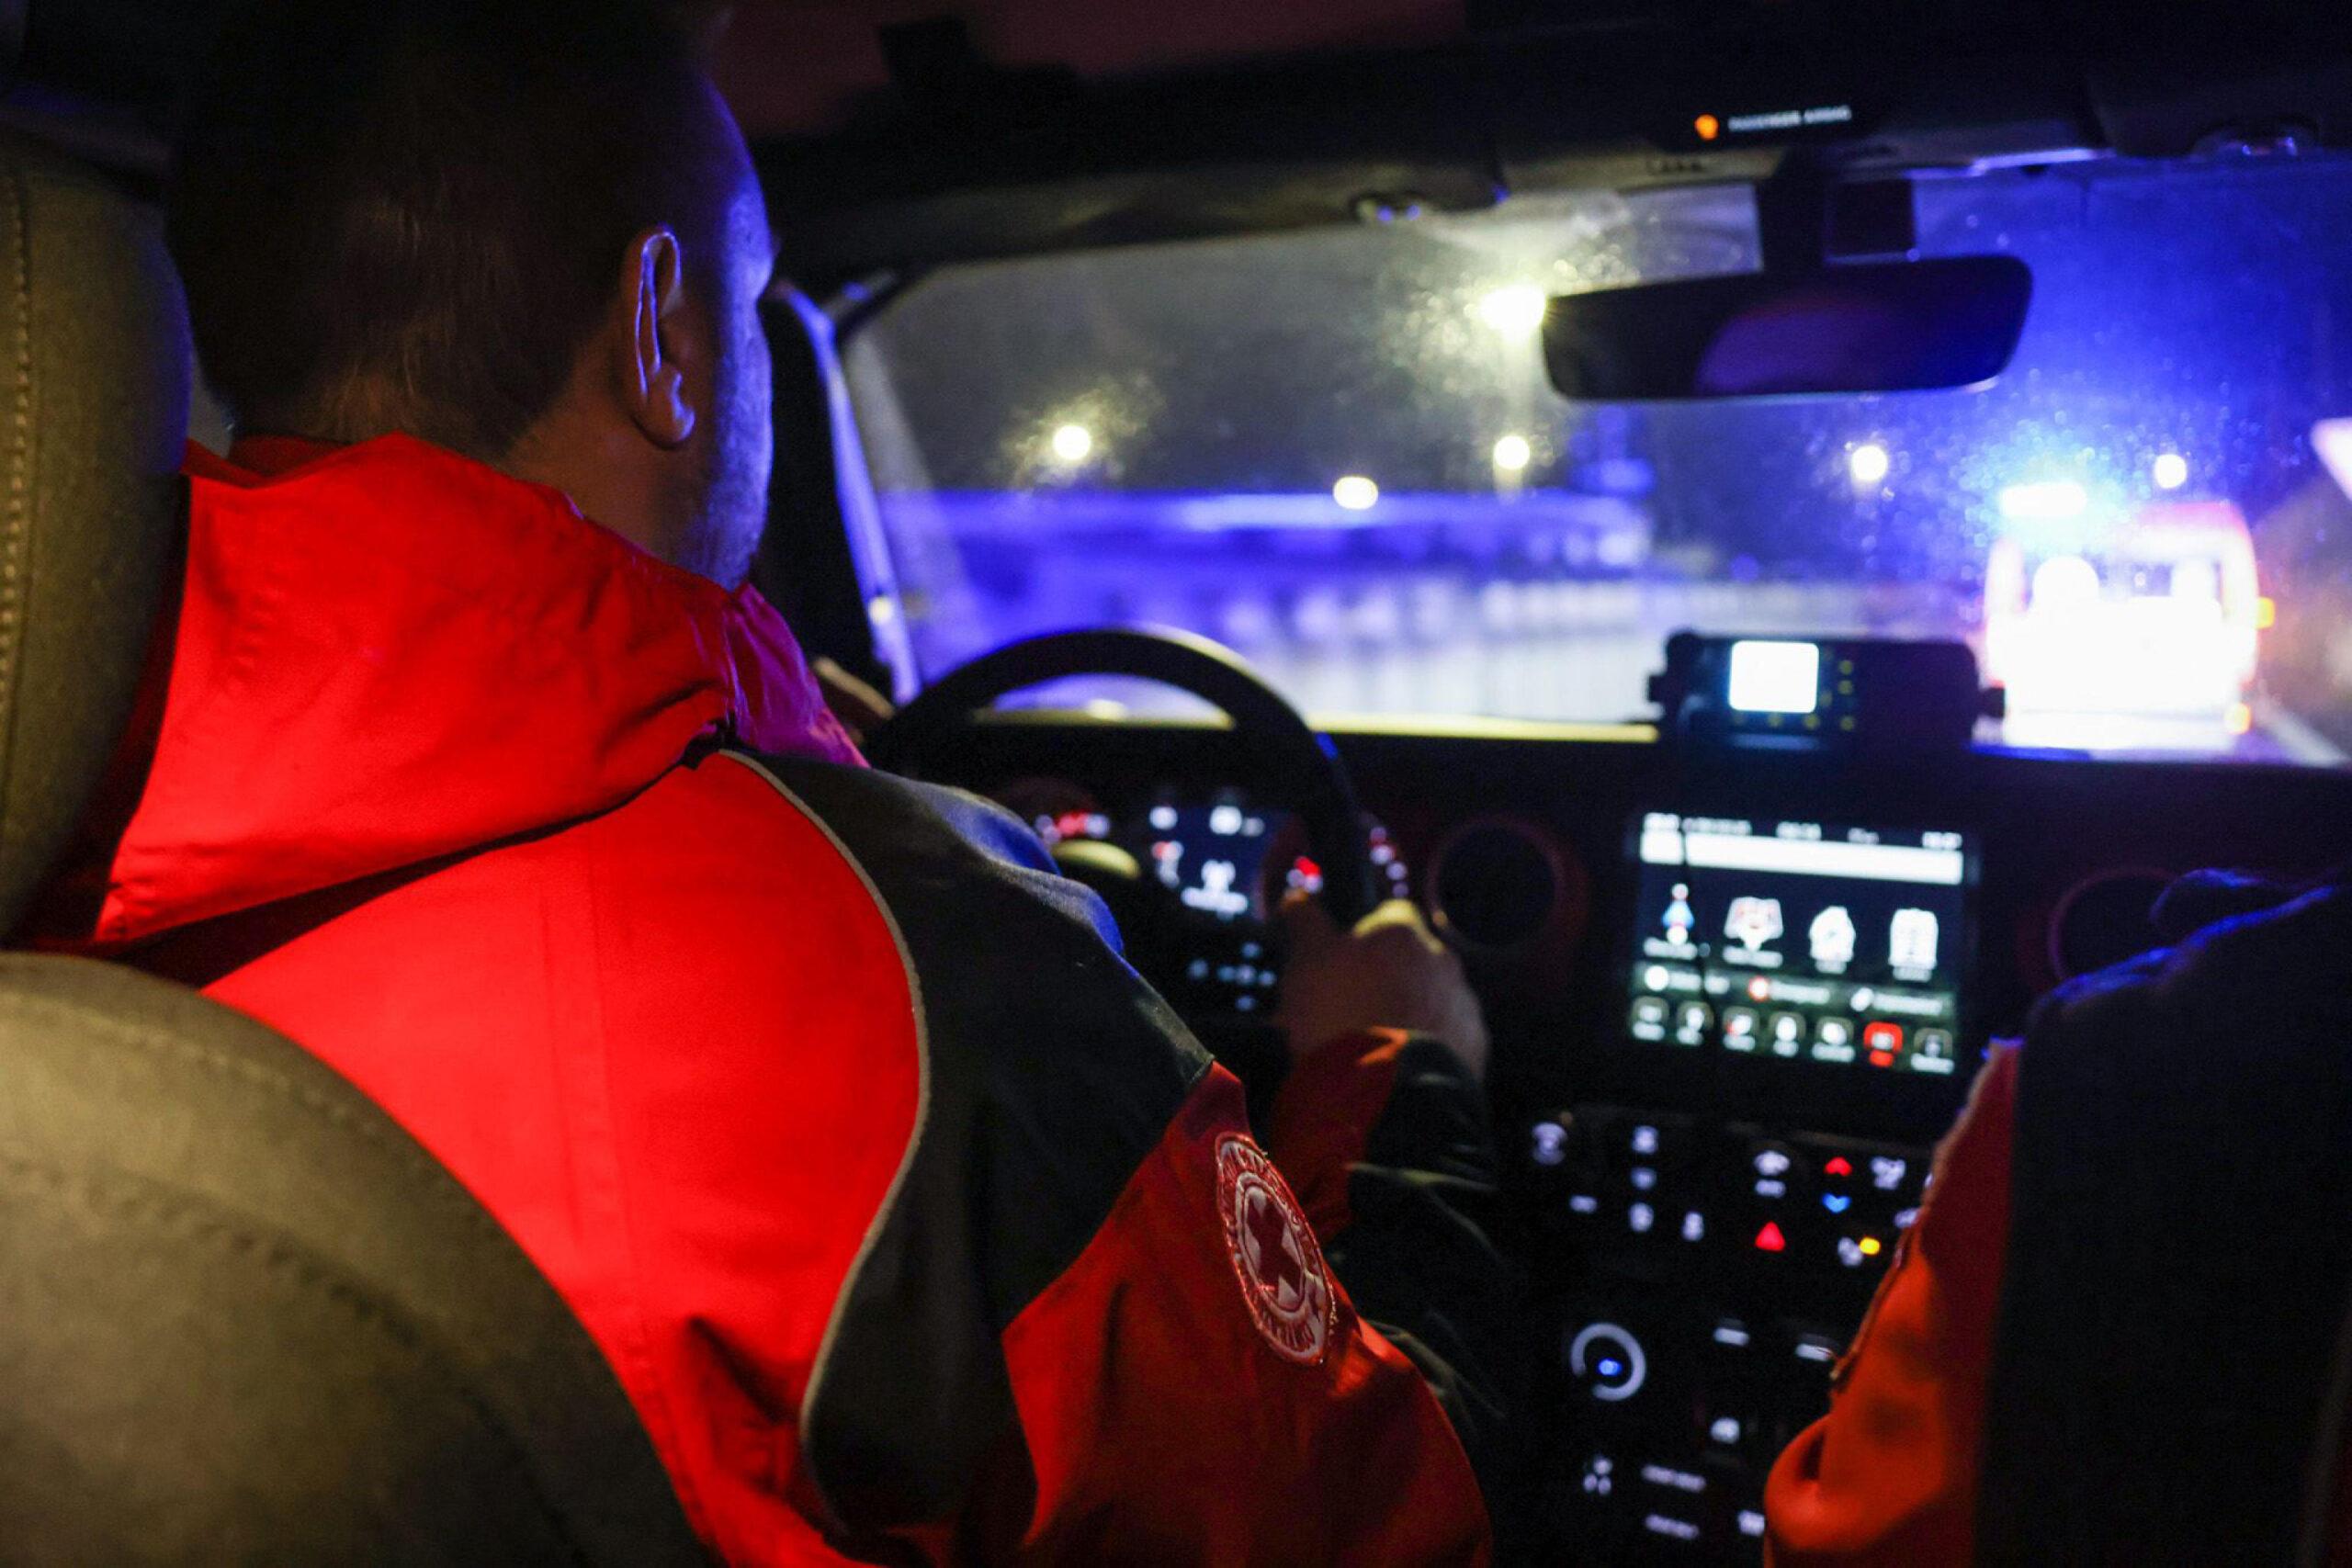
<box><xmin>1519</xmin><ymin>806</ymin><xmax>1980</xmax><ymax>1562</ymax></box>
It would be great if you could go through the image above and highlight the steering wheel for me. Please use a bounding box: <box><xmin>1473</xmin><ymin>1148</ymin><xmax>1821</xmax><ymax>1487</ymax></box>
<box><xmin>865</xmin><ymin>627</ymin><xmax>1379</xmax><ymax>929</ymax></box>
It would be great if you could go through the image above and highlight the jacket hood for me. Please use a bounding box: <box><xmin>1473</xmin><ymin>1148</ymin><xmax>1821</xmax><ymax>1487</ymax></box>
<box><xmin>51</xmin><ymin>434</ymin><xmax>862</xmax><ymax>948</ymax></box>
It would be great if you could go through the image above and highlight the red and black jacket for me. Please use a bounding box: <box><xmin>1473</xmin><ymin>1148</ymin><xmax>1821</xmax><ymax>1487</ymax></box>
<box><xmin>41</xmin><ymin>434</ymin><xmax>1510</xmax><ymax>1563</ymax></box>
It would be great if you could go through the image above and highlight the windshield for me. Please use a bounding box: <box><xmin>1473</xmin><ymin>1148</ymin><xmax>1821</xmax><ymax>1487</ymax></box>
<box><xmin>840</xmin><ymin>154</ymin><xmax>2352</xmax><ymax>763</ymax></box>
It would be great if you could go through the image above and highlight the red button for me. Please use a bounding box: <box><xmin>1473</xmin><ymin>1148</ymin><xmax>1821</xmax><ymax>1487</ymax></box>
<box><xmin>1753</xmin><ymin>1221</ymin><xmax>1788</xmax><ymax>1253</ymax></box>
<box><xmin>1862</xmin><ymin>1021</ymin><xmax>1905</xmax><ymax>1054</ymax></box>
<box><xmin>1824</xmin><ymin>1156</ymin><xmax>1852</xmax><ymax>1179</ymax></box>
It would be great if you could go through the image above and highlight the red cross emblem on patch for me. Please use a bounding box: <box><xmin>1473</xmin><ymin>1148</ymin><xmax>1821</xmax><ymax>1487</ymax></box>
<box><xmin>1215</xmin><ymin>1134</ymin><xmax>1336</xmax><ymax>1365</ymax></box>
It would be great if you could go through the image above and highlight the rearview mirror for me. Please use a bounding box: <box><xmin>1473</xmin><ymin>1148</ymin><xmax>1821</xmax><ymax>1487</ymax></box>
<box><xmin>1543</xmin><ymin>255</ymin><xmax>2033</xmax><ymax>400</ymax></box>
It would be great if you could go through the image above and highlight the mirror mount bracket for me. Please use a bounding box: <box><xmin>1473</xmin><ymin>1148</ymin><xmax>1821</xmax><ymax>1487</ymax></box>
<box><xmin>1758</xmin><ymin>156</ymin><xmax>1921</xmax><ymax>274</ymax></box>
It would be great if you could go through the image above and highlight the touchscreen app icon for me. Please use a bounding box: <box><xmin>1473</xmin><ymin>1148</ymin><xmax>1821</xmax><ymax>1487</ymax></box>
<box><xmin>1724</xmin><ymin>897</ymin><xmax>1784</xmax><ymax>953</ymax></box>
<box><xmin>1662</xmin><ymin>883</ymin><xmax>1696</xmax><ymax>947</ymax></box>
<box><xmin>1889</xmin><ymin>908</ymin><xmax>1940</xmax><ymax>972</ymax></box>
<box><xmin>1808</xmin><ymin>906</ymin><xmax>1858</xmax><ymax>969</ymax></box>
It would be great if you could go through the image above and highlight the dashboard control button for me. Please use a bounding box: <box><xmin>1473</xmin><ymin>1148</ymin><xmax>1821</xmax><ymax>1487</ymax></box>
<box><xmin>1721</xmin><ymin>1006</ymin><xmax>1760</xmax><ymax>1051</ymax></box>
<box><xmin>1567</xmin><ymin>1321</ymin><xmax>1649</xmax><ymax>1403</ymax></box>
<box><xmin>1639</xmin><ymin>1510</ymin><xmax>1705</xmax><ymax>1546</ymax></box>
<box><xmin>1747</xmin><ymin>1140</ymin><xmax>1807</xmax><ymax>1202</ymax></box>
<box><xmin>1530</xmin><ymin>1120</ymin><xmax>1572</xmax><ymax>1168</ymax></box>
<box><xmin>1707</xmin><ymin>1316</ymin><xmax>1757</xmax><ymax>1356</ymax></box>
<box><xmin>1789</xmin><ymin>1329</ymin><xmax>1843</xmax><ymax>1377</ymax></box>
<box><xmin>1835</xmin><ymin>1230</ymin><xmax>1889</xmax><ymax>1269</ymax></box>
<box><xmin>1607</xmin><ymin>1113</ymin><xmax>1698</xmax><ymax>1171</ymax></box>
<box><xmin>1629</xmin><ymin>997</ymin><xmax>1671</xmax><ymax>1042</ymax></box>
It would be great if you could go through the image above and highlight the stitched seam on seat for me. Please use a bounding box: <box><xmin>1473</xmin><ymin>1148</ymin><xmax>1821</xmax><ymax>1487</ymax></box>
<box><xmin>0</xmin><ymin>1147</ymin><xmax>593</xmax><ymax>1563</ymax></box>
<box><xmin>0</xmin><ymin>163</ymin><xmax>28</xmax><ymax>827</ymax></box>
<box><xmin>0</xmin><ymin>976</ymin><xmax>513</xmax><ymax>1248</ymax></box>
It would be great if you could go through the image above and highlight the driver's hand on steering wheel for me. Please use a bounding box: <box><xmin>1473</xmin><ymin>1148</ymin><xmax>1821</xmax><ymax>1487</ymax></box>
<box><xmin>1275</xmin><ymin>893</ymin><xmax>1490</xmax><ymax>1081</ymax></box>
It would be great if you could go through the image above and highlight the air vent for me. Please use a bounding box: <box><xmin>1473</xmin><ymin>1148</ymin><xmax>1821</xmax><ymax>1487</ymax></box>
<box><xmin>2048</xmin><ymin>868</ymin><xmax>2175</xmax><ymax>980</ymax></box>
<box><xmin>1430</xmin><ymin>819</ymin><xmax>1565</xmax><ymax>952</ymax></box>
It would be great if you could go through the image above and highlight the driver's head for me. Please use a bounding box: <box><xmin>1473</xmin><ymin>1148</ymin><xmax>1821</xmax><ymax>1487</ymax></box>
<box><xmin>170</xmin><ymin>0</ymin><xmax>775</xmax><ymax>586</ymax></box>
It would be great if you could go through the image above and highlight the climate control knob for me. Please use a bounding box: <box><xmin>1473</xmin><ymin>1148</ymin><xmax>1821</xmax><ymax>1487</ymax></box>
<box><xmin>1566</xmin><ymin>1320</ymin><xmax>1648</xmax><ymax>1403</ymax></box>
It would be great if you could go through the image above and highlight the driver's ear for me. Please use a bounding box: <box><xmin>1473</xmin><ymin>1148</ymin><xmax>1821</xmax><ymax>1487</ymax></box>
<box><xmin>612</xmin><ymin>226</ymin><xmax>697</xmax><ymax>449</ymax></box>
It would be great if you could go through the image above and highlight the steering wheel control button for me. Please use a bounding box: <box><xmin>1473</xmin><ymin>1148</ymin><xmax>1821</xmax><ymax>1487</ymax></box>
<box><xmin>1567</xmin><ymin>1321</ymin><xmax>1649</xmax><ymax>1403</ymax></box>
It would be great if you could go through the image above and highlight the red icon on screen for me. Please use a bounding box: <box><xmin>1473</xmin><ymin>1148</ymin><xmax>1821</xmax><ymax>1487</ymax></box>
<box><xmin>1824</xmin><ymin>1156</ymin><xmax>1852</xmax><ymax>1179</ymax></box>
<box><xmin>1753</xmin><ymin>1221</ymin><xmax>1788</xmax><ymax>1253</ymax></box>
<box><xmin>1862</xmin><ymin>1021</ymin><xmax>1904</xmax><ymax>1066</ymax></box>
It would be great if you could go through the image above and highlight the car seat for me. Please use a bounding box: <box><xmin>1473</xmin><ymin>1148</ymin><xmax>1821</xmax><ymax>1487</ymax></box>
<box><xmin>0</xmin><ymin>130</ymin><xmax>704</xmax><ymax>1565</ymax></box>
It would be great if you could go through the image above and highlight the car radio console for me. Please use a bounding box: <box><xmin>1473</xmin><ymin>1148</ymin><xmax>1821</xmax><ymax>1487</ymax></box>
<box><xmin>1521</xmin><ymin>807</ymin><xmax>1980</xmax><ymax>1561</ymax></box>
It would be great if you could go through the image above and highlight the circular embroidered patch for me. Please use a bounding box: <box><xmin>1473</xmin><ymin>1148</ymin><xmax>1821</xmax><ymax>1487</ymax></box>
<box><xmin>1215</xmin><ymin>1134</ymin><xmax>1337</xmax><ymax>1365</ymax></box>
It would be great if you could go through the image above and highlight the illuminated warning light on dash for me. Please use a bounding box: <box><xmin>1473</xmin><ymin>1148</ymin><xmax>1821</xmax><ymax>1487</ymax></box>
<box><xmin>1824</xmin><ymin>1156</ymin><xmax>1853</xmax><ymax>1179</ymax></box>
<box><xmin>1693</xmin><ymin>113</ymin><xmax>1722</xmax><ymax>141</ymax></box>
<box><xmin>1753</xmin><ymin>1221</ymin><xmax>1788</xmax><ymax>1254</ymax></box>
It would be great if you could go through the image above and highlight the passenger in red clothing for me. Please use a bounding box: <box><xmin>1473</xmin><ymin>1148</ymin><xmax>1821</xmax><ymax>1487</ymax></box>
<box><xmin>1766</xmin><ymin>868</ymin><xmax>2352</xmax><ymax>1563</ymax></box>
<box><xmin>34</xmin><ymin>1</ymin><xmax>1513</xmax><ymax>1561</ymax></box>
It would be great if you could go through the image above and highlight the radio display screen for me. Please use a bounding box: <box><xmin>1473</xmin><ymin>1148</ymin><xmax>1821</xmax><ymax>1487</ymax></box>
<box><xmin>1626</xmin><ymin>812</ymin><xmax>1971</xmax><ymax>1076</ymax></box>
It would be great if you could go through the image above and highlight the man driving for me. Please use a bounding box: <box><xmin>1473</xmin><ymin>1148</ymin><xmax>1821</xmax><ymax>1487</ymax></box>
<box><xmin>36</xmin><ymin>0</ymin><xmax>1513</xmax><ymax>1560</ymax></box>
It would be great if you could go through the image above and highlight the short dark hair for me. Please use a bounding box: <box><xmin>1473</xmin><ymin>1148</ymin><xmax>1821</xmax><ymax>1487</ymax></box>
<box><xmin>169</xmin><ymin>0</ymin><xmax>731</xmax><ymax>458</ymax></box>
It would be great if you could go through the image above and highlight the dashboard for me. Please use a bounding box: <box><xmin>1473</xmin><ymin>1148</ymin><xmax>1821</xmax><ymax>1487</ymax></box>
<box><xmin>937</xmin><ymin>715</ymin><xmax>2352</xmax><ymax>1564</ymax></box>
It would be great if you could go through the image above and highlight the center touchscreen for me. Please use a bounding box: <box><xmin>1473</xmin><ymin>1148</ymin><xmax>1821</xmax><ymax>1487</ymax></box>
<box><xmin>1627</xmin><ymin>812</ymin><xmax>1969</xmax><ymax>1076</ymax></box>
